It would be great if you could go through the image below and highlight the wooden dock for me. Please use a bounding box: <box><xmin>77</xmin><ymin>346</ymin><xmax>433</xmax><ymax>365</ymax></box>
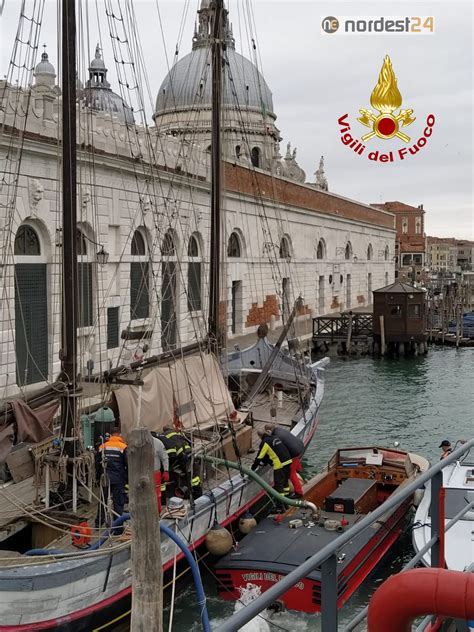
<box><xmin>313</xmin><ymin>312</ymin><xmax>373</xmax><ymax>344</ymax></box>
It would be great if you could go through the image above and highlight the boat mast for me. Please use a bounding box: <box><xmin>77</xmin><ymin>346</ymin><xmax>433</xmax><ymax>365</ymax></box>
<box><xmin>208</xmin><ymin>0</ymin><xmax>224</xmax><ymax>354</ymax></box>
<box><xmin>60</xmin><ymin>0</ymin><xmax>79</xmax><ymax>452</ymax></box>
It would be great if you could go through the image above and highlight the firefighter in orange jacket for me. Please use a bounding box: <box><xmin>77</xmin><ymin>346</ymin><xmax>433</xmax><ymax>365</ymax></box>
<box><xmin>95</xmin><ymin>427</ymin><xmax>127</xmax><ymax>529</ymax></box>
<box><xmin>251</xmin><ymin>429</ymin><xmax>292</xmax><ymax>511</ymax></box>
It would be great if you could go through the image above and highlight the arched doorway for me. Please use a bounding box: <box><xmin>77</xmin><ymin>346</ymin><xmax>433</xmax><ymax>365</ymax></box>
<box><xmin>14</xmin><ymin>224</ymin><xmax>48</xmax><ymax>385</ymax></box>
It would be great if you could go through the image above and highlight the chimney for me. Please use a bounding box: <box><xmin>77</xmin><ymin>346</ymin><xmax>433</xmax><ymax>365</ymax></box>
<box><xmin>418</xmin><ymin>204</ymin><xmax>424</xmax><ymax>210</ymax></box>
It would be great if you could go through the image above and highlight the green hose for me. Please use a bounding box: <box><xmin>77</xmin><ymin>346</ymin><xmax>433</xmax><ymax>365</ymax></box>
<box><xmin>201</xmin><ymin>455</ymin><xmax>318</xmax><ymax>515</ymax></box>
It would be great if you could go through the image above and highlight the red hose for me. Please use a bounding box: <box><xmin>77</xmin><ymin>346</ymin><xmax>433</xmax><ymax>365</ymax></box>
<box><xmin>367</xmin><ymin>568</ymin><xmax>474</xmax><ymax>632</ymax></box>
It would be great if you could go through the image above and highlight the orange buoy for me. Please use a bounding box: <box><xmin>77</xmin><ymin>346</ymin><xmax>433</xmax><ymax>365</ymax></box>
<box><xmin>71</xmin><ymin>521</ymin><xmax>92</xmax><ymax>547</ymax></box>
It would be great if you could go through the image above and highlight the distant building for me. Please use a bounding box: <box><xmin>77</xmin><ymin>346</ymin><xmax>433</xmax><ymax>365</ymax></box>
<box><xmin>455</xmin><ymin>240</ymin><xmax>474</xmax><ymax>271</ymax></box>
<box><xmin>426</xmin><ymin>237</ymin><xmax>458</xmax><ymax>272</ymax></box>
<box><xmin>371</xmin><ymin>201</ymin><xmax>425</xmax><ymax>282</ymax></box>
<box><xmin>426</xmin><ymin>236</ymin><xmax>474</xmax><ymax>272</ymax></box>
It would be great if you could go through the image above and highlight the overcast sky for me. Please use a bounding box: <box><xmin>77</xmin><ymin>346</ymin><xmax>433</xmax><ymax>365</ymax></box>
<box><xmin>1</xmin><ymin>0</ymin><xmax>473</xmax><ymax>238</ymax></box>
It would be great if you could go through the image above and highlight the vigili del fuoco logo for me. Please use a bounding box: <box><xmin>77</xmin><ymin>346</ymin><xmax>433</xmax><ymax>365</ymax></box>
<box><xmin>337</xmin><ymin>55</ymin><xmax>435</xmax><ymax>163</ymax></box>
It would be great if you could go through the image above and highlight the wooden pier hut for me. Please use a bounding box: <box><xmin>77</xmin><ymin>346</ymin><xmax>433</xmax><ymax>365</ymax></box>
<box><xmin>373</xmin><ymin>282</ymin><xmax>427</xmax><ymax>356</ymax></box>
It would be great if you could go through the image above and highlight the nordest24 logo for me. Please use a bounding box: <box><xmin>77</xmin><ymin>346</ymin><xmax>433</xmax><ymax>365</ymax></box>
<box><xmin>337</xmin><ymin>55</ymin><xmax>435</xmax><ymax>163</ymax></box>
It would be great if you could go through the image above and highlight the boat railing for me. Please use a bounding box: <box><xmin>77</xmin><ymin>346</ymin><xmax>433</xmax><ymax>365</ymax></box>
<box><xmin>216</xmin><ymin>438</ymin><xmax>474</xmax><ymax>632</ymax></box>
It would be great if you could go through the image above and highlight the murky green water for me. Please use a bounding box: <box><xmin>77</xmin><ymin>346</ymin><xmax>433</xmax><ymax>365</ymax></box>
<box><xmin>150</xmin><ymin>347</ymin><xmax>474</xmax><ymax>630</ymax></box>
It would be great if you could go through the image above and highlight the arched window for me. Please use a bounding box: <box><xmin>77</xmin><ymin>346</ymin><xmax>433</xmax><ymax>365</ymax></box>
<box><xmin>402</xmin><ymin>218</ymin><xmax>408</xmax><ymax>234</ymax></box>
<box><xmin>161</xmin><ymin>230</ymin><xmax>178</xmax><ymax>350</ymax></box>
<box><xmin>279</xmin><ymin>236</ymin><xmax>291</xmax><ymax>259</ymax></box>
<box><xmin>14</xmin><ymin>225</ymin><xmax>41</xmax><ymax>255</ymax></box>
<box><xmin>227</xmin><ymin>232</ymin><xmax>241</xmax><ymax>258</ymax></box>
<box><xmin>161</xmin><ymin>230</ymin><xmax>176</xmax><ymax>256</ymax></box>
<box><xmin>415</xmin><ymin>217</ymin><xmax>422</xmax><ymax>234</ymax></box>
<box><xmin>131</xmin><ymin>230</ymin><xmax>146</xmax><ymax>256</ymax></box>
<box><xmin>316</xmin><ymin>239</ymin><xmax>325</xmax><ymax>260</ymax></box>
<box><xmin>367</xmin><ymin>244</ymin><xmax>373</xmax><ymax>261</ymax></box>
<box><xmin>345</xmin><ymin>242</ymin><xmax>352</xmax><ymax>260</ymax></box>
<box><xmin>187</xmin><ymin>234</ymin><xmax>202</xmax><ymax>311</ymax></box>
<box><xmin>14</xmin><ymin>223</ymin><xmax>48</xmax><ymax>385</ymax></box>
<box><xmin>77</xmin><ymin>228</ymin><xmax>93</xmax><ymax>328</ymax></box>
<box><xmin>130</xmin><ymin>229</ymin><xmax>149</xmax><ymax>320</ymax></box>
<box><xmin>384</xmin><ymin>245</ymin><xmax>390</xmax><ymax>261</ymax></box>
<box><xmin>235</xmin><ymin>145</ymin><xmax>241</xmax><ymax>159</ymax></box>
<box><xmin>251</xmin><ymin>147</ymin><xmax>260</xmax><ymax>168</ymax></box>
<box><xmin>77</xmin><ymin>231</ymin><xmax>88</xmax><ymax>256</ymax></box>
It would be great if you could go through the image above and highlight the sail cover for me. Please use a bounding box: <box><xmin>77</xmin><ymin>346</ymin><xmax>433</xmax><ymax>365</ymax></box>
<box><xmin>115</xmin><ymin>353</ymin><xmax>234</xmax><ymax>438</ymax></box>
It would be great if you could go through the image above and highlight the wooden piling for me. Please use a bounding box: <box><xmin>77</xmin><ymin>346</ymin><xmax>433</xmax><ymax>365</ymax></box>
<box><xmin>128</xmin><ymin>428</ymin><xmax>162</xmax><ymax>632</ymax></box>
<box><xmin>379</xmin><ymin>315</ymin><xmax>386</xmax><ymax>356</ymax></box>
<box><xmin>346</xmin><ymin>312</ymin><xmax>353</xmax><ymax>351</ymax></box>
<box><xmin>455</xmin><ymin>303</ymin><xmax>461</xmax><ymax>349</ymax></box>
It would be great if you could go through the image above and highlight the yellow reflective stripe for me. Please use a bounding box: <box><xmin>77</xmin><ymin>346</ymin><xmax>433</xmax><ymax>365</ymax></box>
<box><xmin>160</xmin><ymin>484</ymin><xmax>166</xmax><ymax>491</ymax></box>
<box><xmin>281</xmin><ymin>459</ymin><xmax>292</xmax><ymax>468</ymax></box>
<box><xmin>191</xmin><ymin>476</ymin><xmax>201</xmax><ymax>486</ymax></box>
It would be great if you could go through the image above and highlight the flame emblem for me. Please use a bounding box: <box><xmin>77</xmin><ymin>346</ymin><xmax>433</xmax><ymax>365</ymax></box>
<box><xmin>358</xmin><ymin>55</ymin><xmax>415</xmax><ymax>142</ymax></box>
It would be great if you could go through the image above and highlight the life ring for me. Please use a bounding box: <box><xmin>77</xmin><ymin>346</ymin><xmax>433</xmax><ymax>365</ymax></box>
<box><xmin>71</xmin><ymin>521</ymin><xmax>92</xmax><ymax>547</ymax></box>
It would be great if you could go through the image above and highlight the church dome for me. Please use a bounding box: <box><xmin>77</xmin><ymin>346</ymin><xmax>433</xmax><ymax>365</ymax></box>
<box><xmin>35</xmin><ymin>51</ymin><xmax>56</xmax><ymax>78</ymax></box>
<box><xmin>34</xmin><ymin>49</ymin><xmax>56</xmax><ymax>88</ymax></box>
<box><xmin>154</xmin><ymin>46</ymin><xmax>274</xmax><ymax>117</ymax></box>
<box><xmin>154</xmin><ymin>1</ymin><xmax>274</xmax><ymax>118</ymax></box>
<box><xmin>78</xmin><ymin>44</ymin><xmax>134</xmax><ymax>125</ymax></box>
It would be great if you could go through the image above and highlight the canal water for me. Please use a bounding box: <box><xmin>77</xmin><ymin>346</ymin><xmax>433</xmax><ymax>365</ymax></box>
<box><xmin>154</xmin><ymin>347</ymin><xmax>474</xmax><ymax>630</ymax></box>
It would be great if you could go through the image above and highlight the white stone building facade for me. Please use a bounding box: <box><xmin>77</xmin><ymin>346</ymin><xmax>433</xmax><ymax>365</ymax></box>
<box><xmin>0</xmin><ymin>2</ymin><xmax>396</xmax><ymax>397</ymax></box>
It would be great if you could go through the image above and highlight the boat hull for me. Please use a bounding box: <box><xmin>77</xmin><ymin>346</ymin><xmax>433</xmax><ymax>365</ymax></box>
<box><xmin>0</xmin><ymin>383</ymin><xmax>323</xmax><ymax>631</ymax></box>
<box><xmin>216</xmin><ymin>498</ymin><xmax>412</xmax><ymax>613</ymax></box>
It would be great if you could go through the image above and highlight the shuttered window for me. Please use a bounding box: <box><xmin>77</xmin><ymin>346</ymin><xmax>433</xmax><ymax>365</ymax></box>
<box><xmin>15</xmin><ymin>263</ymin><xmax>48</xmax><ymax>385</ymax></box>
<box><xmin>130</xmin><ymin>261</ymin><xmax>150</xmax><ymax>319</ymax></box>
<box><xmin>107</xmin><ymin>307</ymin><xmax>120</xmax><ymax>348</ymax></box>
<box><xmin>78</xmin><ymin>262</ymin><xmax>93</xmax><ymax>327</ymax></box>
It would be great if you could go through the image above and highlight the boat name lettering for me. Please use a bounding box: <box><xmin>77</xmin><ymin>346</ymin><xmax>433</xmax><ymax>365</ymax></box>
<box><xmin>241</xmin><ymin>572</ymin><xmax>304</xmax><ymax>590</ymax></box>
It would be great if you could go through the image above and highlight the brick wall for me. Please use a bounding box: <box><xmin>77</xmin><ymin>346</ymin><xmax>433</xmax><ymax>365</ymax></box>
<box><xmin>225</xmin><ymin>163</ymin><xmax>395</xmax><ymax>230</ymax></box>
<box><xmin>245</xmin><ymin>294</ymin><xmax>280</xmax><ymax>327</ymax></box>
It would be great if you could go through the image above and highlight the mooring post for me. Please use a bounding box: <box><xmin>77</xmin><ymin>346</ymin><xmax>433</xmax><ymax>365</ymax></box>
<box><xmin>346</xmin><ymin>312</ymin><xmax>353</xmax><ymax>352</ymax></box>
<box><xmin>430</xmin><ymin>470</ymin><xmax>443</xmax><ymax>569</ymax></box>
<box><xmin>379</xmin><ymin>315</ymin><xmax>386</xmax><ymax>356</ymax></box>
<box><xmin>128</xmin><ymin>427</ymin><xmax>162</xmax><ymax>632</ymax></box>
<box><xmin>321</xmin><ymin>554</ymin><xmax>338</xmax><ymax>631</ymax></box>
<box><xmin>455</xmin><ymin>302</ymin><xmax>461</xmax><ymax>348</ymax></box>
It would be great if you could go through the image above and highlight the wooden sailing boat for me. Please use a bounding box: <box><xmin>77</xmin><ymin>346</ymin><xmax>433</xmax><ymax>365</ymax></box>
<box><xmin>0</xmin><ymin>1</ymin><xmax>328</xmax><ymax>629</ymax></box>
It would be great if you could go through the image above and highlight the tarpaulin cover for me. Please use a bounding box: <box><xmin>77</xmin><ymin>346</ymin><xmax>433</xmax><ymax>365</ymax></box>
<box><xmin>115</xmin><ymin>354</ymin><xmax>234</xmax><ymax>438</ymax></box>
<box><xmin>0</xmin><ymin>399</ymin><xmax>58</xmax><ymax>464</ymax></box>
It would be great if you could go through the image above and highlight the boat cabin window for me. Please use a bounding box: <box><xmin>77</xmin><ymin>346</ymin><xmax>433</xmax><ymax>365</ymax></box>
<box><xmin>428</xmin><ymin>489</ymin><xmax>474</xmax><ymax>519</ymax></box>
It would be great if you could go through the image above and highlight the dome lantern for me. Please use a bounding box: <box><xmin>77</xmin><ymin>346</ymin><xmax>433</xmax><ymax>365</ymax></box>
<box><xmin>77</xmin><ymin>43</ymin><xmax>134</xmax><ymax>125</ymax></box>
